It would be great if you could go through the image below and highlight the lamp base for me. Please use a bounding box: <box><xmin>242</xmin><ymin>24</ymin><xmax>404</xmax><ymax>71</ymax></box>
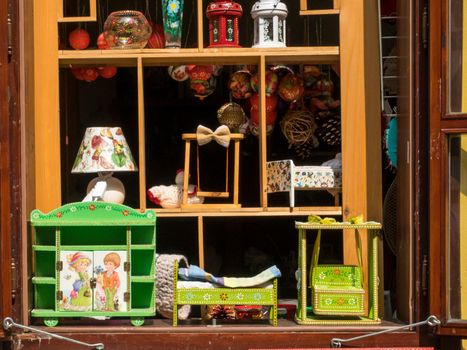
<box><xmin>86</xmin><ymin>173</ymin><xmax>125</xmax><ymax>204</ymax></box>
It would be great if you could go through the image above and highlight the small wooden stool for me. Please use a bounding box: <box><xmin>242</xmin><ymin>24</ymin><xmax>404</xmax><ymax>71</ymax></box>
<box><xmin>181</xmin><ymin>132</ymin><xmax>244</xmax><ymax>210</ymax></box>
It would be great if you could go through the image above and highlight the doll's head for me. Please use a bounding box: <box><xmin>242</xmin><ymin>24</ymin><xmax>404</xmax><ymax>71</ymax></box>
<box><xmin>67</xmin><ymin>252</ymin><xmax>91</xmax><ymax>272</ymax></box>
<box><xmin>104</xmin><ymin>252</ymin><xmax>121</xmax><ymax>272</ymax></box>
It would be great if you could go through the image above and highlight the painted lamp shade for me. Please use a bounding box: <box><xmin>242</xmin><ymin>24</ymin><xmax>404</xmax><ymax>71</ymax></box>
<box><xmin>206</xmin><ymin>0</ymin><xmax>243</xmax><ymax>48</ymax></box>
<box><xmin>72</xmin><ymin>127</ymin><xmax>137</xmax><ymax>204</ymax></box>
<box><xmin>251</xmin><ymin>0</ymin><xmax>288</xmax><ymax>48</ymax></box>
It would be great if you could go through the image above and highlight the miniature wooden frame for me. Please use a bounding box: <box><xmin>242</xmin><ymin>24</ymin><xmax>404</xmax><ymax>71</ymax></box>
<box><xmin>58</xmin><ymin>0</ymin><xmax>97</xmax><ymax>22</ymax></box>
<box><xmin>300</xmin><ymin>0</ymin><xmax>340</xmax><ymax>16</ymax></box>
<box><xmin>181</xmin><ymin>133</ymin><xmax>244</xmax><ymax>210</ymax></box>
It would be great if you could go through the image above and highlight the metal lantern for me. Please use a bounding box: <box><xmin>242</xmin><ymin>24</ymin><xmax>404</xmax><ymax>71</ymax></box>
<box><xmin>206</xmin><ymin>0</ymin><xmax>243</xmax><ymax>48</ymax></box>
<box><xmin>251</xmin><ymin>0</ymin><xmax>288</xmax><ymax>48</ymax></box>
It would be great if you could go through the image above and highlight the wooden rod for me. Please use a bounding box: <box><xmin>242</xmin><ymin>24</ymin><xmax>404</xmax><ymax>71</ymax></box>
<box><xmin>300</xmin><ymin>0</ymin><xmax>308</xmax><ymax>11</ymax></box>
<box><xmin>233</xmin><ymin>140</ymin><xmax>240</xmax><ymax>205</ymax></box>
<box><xmin>197</xmin><ymin>215</ymin><xmax>205</xmax><ymax>268</ymax></box>
<box><xmin>137</xmin><ymin>57</ymin><xmax>147</xmax><ymax>209</ymax></box>
<box><xmin>182</xmin><ymin>141</ymin><xmax>191</xmax><ymax>205</ymax></box>
<box><xmin>197</xmin><ymin>0</ymin><xmax>204</xmax><ymax>50</ymax></box>
<box><xmin>258</xmin><ymin>56</ymin><xmax>268</xmax><ymax>208</ymax></box>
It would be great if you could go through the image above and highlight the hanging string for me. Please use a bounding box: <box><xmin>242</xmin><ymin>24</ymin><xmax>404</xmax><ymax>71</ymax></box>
<box><xmin>184</xmin><ymin>4</ymin><xmax>194</xmax><ymax>48</ymax></box>
<box><xmin>144</xmin><ymin>0</ymin><xmax>152</xmax><ymax>23</ymax></box>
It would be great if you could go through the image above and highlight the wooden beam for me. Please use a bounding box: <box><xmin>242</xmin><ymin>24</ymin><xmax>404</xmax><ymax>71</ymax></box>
<box><xmin>34</xmin><ymin>0</ymin><xmax>61</xmax><ymax>211</ymax></box>
<box><xmin>259</xmin><ymin>55</ymin><xmax>268</xmax><ymax>208</ymax></box>
<box><xmin>137</xmin><ymin>57</ymin><xmax>146</xmax><ymax>209</ymax></box>
<box><xmin>340</xmin><ymin>0</ymin><xmax>383</xmax><ymax>315</ymax></box>
<box><xmin>57</xmin><ymin>0</ymin><xmax>97</xmax><ymax>22</ymax></box>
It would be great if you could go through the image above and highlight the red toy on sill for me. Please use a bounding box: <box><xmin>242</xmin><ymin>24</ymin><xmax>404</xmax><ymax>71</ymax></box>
<box><xmin>206</xmin><ymin>0</ymin><xmax>243</xmax><ymax>48</ymax></box>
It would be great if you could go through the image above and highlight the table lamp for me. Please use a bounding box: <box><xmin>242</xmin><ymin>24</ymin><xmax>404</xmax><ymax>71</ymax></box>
<box><xmin>72</xmin><ymin>127</ymin><xmax>138</xmax><ymax>204</ymax></box>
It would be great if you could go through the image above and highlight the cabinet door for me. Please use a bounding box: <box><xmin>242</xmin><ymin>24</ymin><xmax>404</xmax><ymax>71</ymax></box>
<box><xmin>59</xmin><ymin>251</ymin><xmax>94</xmax><ymax>312</ymax></box>
<box><xmin>93</xmin><ymin>251</ymin><xmax>128</xmax><ymax>312</ymax></box>
<box><xmin>429</xmin><ymin>0</ymin><xmax>467</xmax><ymax>337</ymax></box>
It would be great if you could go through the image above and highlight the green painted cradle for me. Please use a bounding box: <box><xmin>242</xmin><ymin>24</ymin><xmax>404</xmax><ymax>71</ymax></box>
<box><xmin>295</xmin><ymin>218</ymin><xmax>382</xmax><ymax>325</ymax></box>
<box><xmin>30</xmin><ymin>202</ymin><xmax>156</xmax><ymax>327</ymax></box>
<box><xmin>172</xmin><ymin>262</ymin><xmax>278</xmax><ymax>326</ymax></box>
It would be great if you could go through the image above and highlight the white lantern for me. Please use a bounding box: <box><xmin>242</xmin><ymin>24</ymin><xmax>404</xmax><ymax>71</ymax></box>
<box><xmin>251</xmin><ymin>0</ymin><xmax>288</xmax><ymax>48</ymax></box>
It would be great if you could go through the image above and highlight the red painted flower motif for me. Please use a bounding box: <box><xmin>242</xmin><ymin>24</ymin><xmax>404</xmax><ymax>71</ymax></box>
<box><xmin>56</xmin><ymin>212</ymin><xmax>62</xmax><ymax>218</ymax></box>
<box><xmin>89</xmin><ymin>204</ymin><xmax>96</xmax><ymax>211</ymax></box>
<box><xmin>122</xmin><ymin>210</ymin><xmax>129</xmax><ymax>216</ymax></box>
<box><xmin>219</xmin><ymin>293</ymin><xmax>228</xmax><ymax>301</ymax></box>
<box><xmin>333</xmin><ymin>269</ymin><xmax>341</xmax><ymax>275</ymax></box>
<box><xmin>337</xmin><ymin>298</ymin><xmax>345</xmax><ymax>305</ymax></box>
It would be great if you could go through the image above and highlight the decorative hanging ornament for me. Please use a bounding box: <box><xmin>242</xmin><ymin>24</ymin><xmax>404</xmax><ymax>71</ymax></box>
<box><xmin>98</xmin><ymin>66</ymin><xmax>118</xmax><ymax>79</ymax></box>
<box><xmin>168</xmin><ymin>65</ymin><xmax>189</xmax><ymax>81</ymax></box>
<box><xmin>250</xmin><ymin>69</ymin><xmax>279</xmax><ymax>96</ymax></box>
<box><xmin>217</xmin><ymin>102</ymin><xmax>247</xmax><ymax>132</ymax></box>
<box><xmin>251</xmin><ymin>0</ymin><xmax>288</xmax><ymax>48</ymax></box>
<box><xmin>229</xmin><ymin>71</ymin><xmax>253</xmax><ymax>99</ymax></box>
<box><xmin>69</xmin><ymin>28</ymin><xmax>90</xmax><ymax>50</ymax></box>
<box><xmin>206</xmin><ymin>0</ymin><xmax>243</xmax><ymax>48</ymax></box>
<box><xmin>278</xmin><ymin>73</ymin><xmax>304</xmax><ymax>102</ymax></box>
<box><xmin>97</xmin><ymin>33</ymin><xmax>110</xmax><ymax>49</ymax></box>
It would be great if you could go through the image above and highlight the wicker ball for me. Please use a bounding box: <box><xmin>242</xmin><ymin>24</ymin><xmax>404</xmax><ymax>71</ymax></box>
<box><xmin>217</xmin><ymin>102</ymin><xmax>246</xmax><ymax>132</ymax></box>
<box><xmin>280</xmin><ymin>110</ymin><xmax>317</xmax><ymax>147</ymax></box>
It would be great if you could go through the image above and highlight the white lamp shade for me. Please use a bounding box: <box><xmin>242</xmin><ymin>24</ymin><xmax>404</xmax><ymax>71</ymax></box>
<box><xmin>72</xmin><ymin>127</ymin><xmax>138</xmax><ymax>173</ymax></box>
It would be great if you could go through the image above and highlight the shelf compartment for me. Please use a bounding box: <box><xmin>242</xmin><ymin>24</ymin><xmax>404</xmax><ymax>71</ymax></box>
<box><xmin>131</xmin><ymin>226</ymin><xmax>155</xmax><ymax>245</ymax></box>
<box><xmin>59</xmin><ymin>245</ymin><xmax>128</xmax><ymax>251</ymax></box>
<box><xmin>131</xmin><ymin>283</ymin><xmax>155</xmax><ymax>309</ymax></box>
<box><xmin>32</xmin><ymin>277</ymin><xmax>56</xmax><ymax>284</ymax></box>
<box><xmin>131</xmin><ymin>250</ymin><xmax>155</xmax><ymax>276</ymax></box>
<box><xmin>33</xmin><ymin>251</ymin><xmax>56</xmax><ymax>278</ymax></box>
<box><xmin>60</xmin><ymin>226</ymin><xmax>127</xmax><ymax>245</ymax></box>
<box><xmin>34</xmin><ymin>285</ymin><xmax>55</xmax><ymax>310</ymax></box>
<box><xmin>33</xmin><ymin>226</ymin><xmax>56</xmax><ymax>245</ymax></box>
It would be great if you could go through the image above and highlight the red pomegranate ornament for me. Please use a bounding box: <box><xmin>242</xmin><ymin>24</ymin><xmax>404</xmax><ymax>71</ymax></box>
<box><xmin>97</xmin><ymin>33</ymin><xmax>110</xmax><ymax>49</ymax></box>
<box><xmin>250</xmin><ymin>93</ymin><xmax>278</xmax><ymax>113</ymax></box>
<box><xmin>81</xmin><ymin>68</ymin><xmax>99</xmax><ymax>82</ymax></box>
<box><xmin>71</xmin><ymin>67</ymin><xmax>85</xmax><ymax>80</ymax></box>
<box><xmin>147</xmin><ymin>23</ymin><xmax>165</xmax><ymax>48</ymax></box>
<box><xmin>98</xmin><ymin>66</ymin><xmax>118</xmax><ymax>79</ymax></box>
<box><xmin>69</xmin><ymin>28</ymin><xmax>90</xmax><ymax>50</ymax></box>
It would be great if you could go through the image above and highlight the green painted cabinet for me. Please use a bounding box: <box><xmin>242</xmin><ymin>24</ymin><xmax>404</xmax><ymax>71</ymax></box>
<box><xmin>30</xmin><ymin>202</ymin><xmax>156</xmax><ymax>326</ymax></box>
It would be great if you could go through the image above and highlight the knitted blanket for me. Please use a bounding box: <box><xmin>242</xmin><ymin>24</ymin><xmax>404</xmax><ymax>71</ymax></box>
<box><xmin>156</xmin><ymin>254</ymin><xmax>191</xmax><ymax>319</ymax></box>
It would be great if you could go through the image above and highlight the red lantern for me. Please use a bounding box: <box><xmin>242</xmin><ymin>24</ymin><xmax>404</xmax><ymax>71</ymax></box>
<box><xmin>206</xmin><ymin>0</ymin><xmax>243</xmax><ymax>48</ymax></box>
<box><xmin>69</xmin><ymin>28</ymin><xmax>90</xmax><ymax>50</ymax></box>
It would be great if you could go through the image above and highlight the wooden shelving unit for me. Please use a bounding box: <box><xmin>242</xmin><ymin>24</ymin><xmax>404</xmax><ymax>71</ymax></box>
<box><xmin>31</xmin><ymin>0</ymin><xmax>382</xmax><ymax>317</ymax></box>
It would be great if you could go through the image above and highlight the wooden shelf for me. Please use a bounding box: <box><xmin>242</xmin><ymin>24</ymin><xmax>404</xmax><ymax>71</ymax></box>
<box><xmin>32</xmin><ymin>277</ymin><xmax>56</xmax><ymax>284</ymax></box>
<box><xmin>58</xmin><ymin>47</ymin><xmax>340</xmax><ymax>67</ymax></box>
<box><xmin>153</xmin><ymin>207</ymin><xmax>342</xmax><ymax>218</ymax></box>
<box><xmin>300</xmin><ymin>9</ymin><xmax>340</xmax><ymax>16</ymax></box>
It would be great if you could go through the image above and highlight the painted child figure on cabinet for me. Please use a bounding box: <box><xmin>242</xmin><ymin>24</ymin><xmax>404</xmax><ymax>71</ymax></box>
<box><xmin>65</xmin><ymin>252</ymin><xmax>92</xmax><ymax>311</ymax></box>
<box><xmin>96</xmin><ymin>252</ymin><xmax>121</xmax><ymax>311</ymax></box>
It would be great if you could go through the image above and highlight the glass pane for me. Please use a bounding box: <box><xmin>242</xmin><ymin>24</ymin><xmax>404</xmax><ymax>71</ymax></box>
<box><xmin>449</xmin><ymin>0</ymin><xmax>467</xmax><ymax>113</ymax></box>
<box><xmin>448</xmin><ymin>134</ymin><xmax>467</xmax><ymax>320</ymax></box>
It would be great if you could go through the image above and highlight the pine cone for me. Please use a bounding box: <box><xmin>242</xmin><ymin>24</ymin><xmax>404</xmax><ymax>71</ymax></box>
<box><xmin>294</xmin><ymin>135</ymin><xmax>320</xmax><ymax>159</ymax></box>
<box><xmin>317</xmin><ymin>116</ymin><xmax>341</xmax><ymax>146</ymax></box>
<box><xmin>208</xmin><ymin>305</ymin><xmax>236</xmax><ymax>320</ymax></box>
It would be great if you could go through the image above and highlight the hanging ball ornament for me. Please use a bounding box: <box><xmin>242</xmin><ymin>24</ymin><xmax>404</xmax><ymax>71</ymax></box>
<box><xmin>69</xmin><ymin>28</ymin><xmax>91</xmax><ymax>50</ymax></box>
<box><xmin>168</xmin><ymin>65</ymin><xmax>189</xmax><ymax>81</ymax></box>
<box><xmin>229</xmin><ymin>71</ymin><xmax>253</xmax><ymax>99</ymax></box>
<box><xmin>278</xmin><ymin>73</ymin><xmax>304</xmax><ymax>102</ymax></box>
<box><xmin>250</xmin><ymin>69</ymin><xmax>279</xmax><ymax>96</ymax></box>
<box><xmin>98</xmin><ymin>66</ymin><xmax>118</xmax><ymax>79</ymax></box>
<box><xmin>97</xmin><ymin>33</ymin><xmax>110</xmax><ymax>49</ymax></box>
<box><xmin>217</xmin><ymin>102</ymin><xmax>247</xmax><ymax>132</ymax></box>
<box><xmin>82</xmin><ymin>68</ymin><xmax>99</xmax><ymax>82</ymax></box>
<box><xmin>71</xmin><ymin>67</ymin><xmax>85</xmax><ymax>80</ymax></box>
<box><xmin>280</xmin><ymin>109</ymin><xmax>317</xmax><ymax>147</ymax></box>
